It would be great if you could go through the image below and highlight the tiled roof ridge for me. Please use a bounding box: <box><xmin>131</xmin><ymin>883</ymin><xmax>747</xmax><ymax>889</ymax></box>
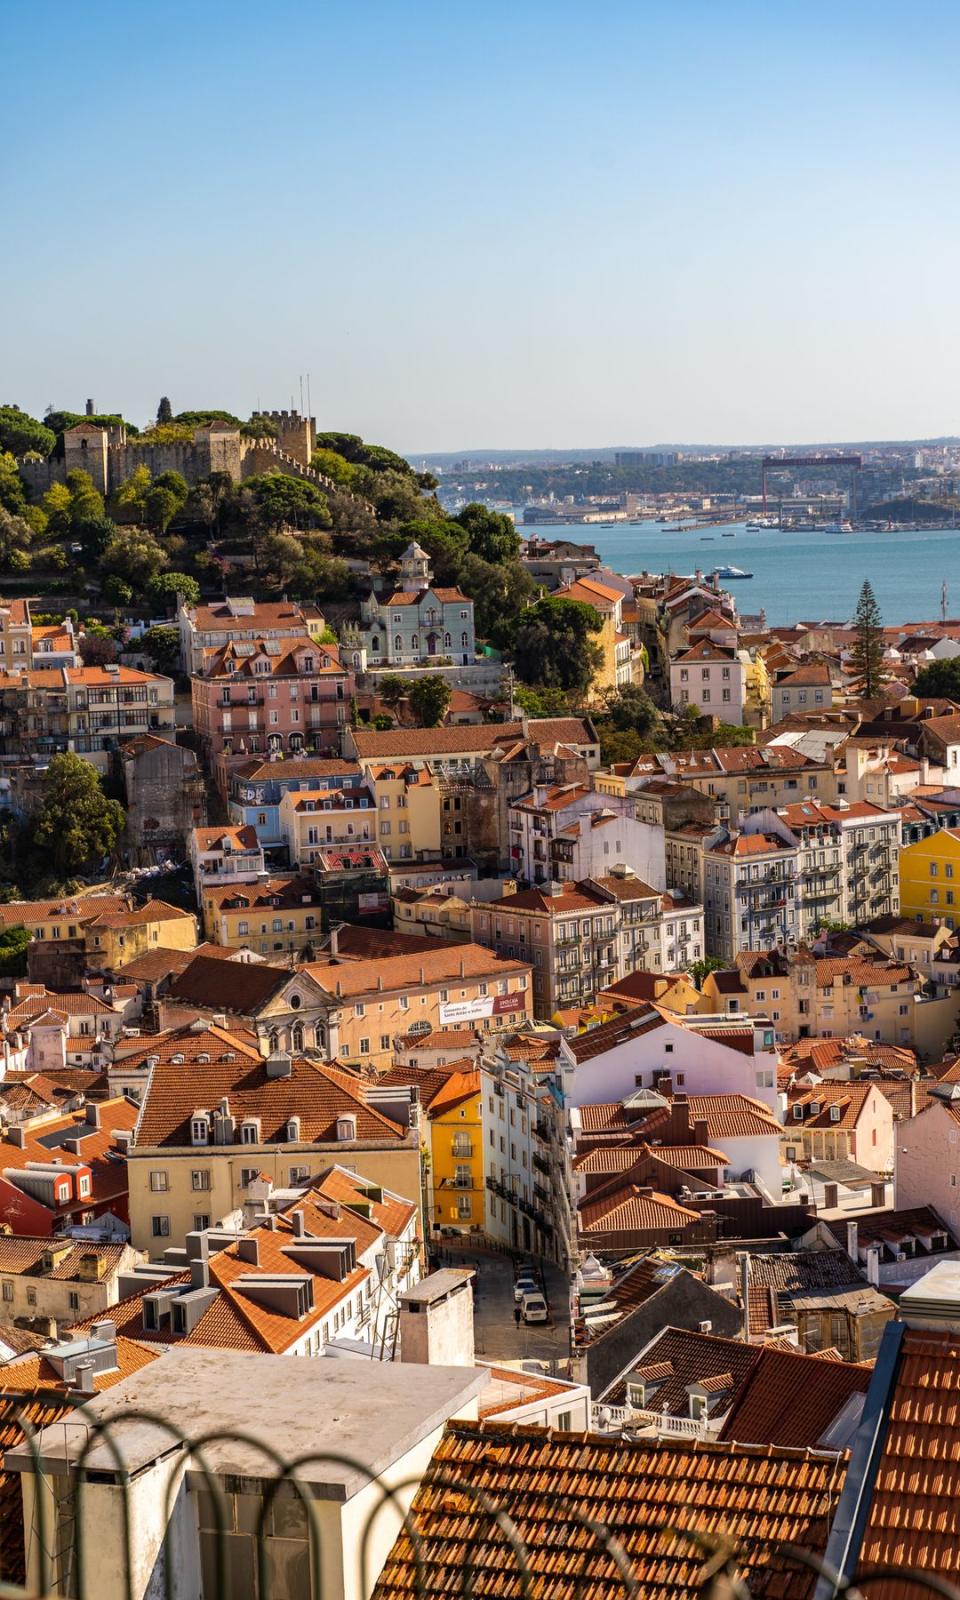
<box><xmin>443</xmin><ymin>1416</ymin><xmax>847</xmax><ymax>1462</ymax></box>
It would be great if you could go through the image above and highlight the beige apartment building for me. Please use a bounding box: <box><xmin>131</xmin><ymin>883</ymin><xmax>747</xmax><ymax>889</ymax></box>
<box><xmin>250</xmin><ymin>943</ymin><xmax>533</xmax><ymax>1071</ymax></box>
<box><xmin>125</xmin><ymin>1022</ymin><xmax>422</xmax><ymax>1250</ymax></box>
<box><xmin>626</xmin><ymin>745</ymin><xmax>838</xmax><ymax>824</ymax></box>
<box><xmin>278</xmin><ymin>783</ymin><xmax>377</xmax><ymax>870</ymax></box>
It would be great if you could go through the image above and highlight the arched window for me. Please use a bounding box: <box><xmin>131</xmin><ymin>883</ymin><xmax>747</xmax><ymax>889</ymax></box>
<box><xmin>461</xmin><ymin>632</ymin><xmax>469</xmax><ymax>648</ymax></box>
<box><xmin>394</xmin><ymin>635</ymin><xmax>402</xmax><ymax>651</ymax></box>
<box><xmin>292</xmin><ymin>1022</ymin><xmax>304</xmax><ymax>1052</ymax></box>
<box><xmin>268</xmin><ymin>1029</ymin><xmax>279</xmax><ymax>1054</ymax></box>
<box><xmin>444</xmin><ymin>632</ymin><xmax>451</xmax><ymax>648</ymax></box>
<box><xmin>411</xmin><ymin>635</ymin><xmax>419</xmax><ymax>651</ymax></box>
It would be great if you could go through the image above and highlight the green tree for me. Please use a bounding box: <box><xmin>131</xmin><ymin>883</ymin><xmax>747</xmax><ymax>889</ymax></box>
<box><xmin>0</xmin><ymin>506</ymin><xmax>34</xmax><ymax>568</ymax></box>
<box><xmin>311</xmin><ymin>448</ymin><xmax>359</xmax><ymax>487</ymax></box>
<box><xmin>174</xmin><ymin>409</ymin><xmax>241</xmax><ymax>428</ymax></box>
<box><xmin>75</xmin><ymin>513</ymin><xmax>117</xmax><ymax>563</ymax></box>
<box><xmin>144</xmin><ymin>484</ymin><xmax>181</xmax><ymax>533</ymax></box>
<box><xmin>44</xmin><ymin>410</ymin><xmax>138</xmax><ymax>442</ymax></box>
<box><xmin>408</xmin><ymin>675</ymin><xmax>452</xmax><ymax>727</ymax></box>
<box><xmin>848</xmin><ymin>579</ymin><xmax>886</xmax><ymax>698</ymax></box>
<box><xmin>112</xmin><ymin>464</ymin><xmax>152</xmax><ymax>522</ymax></box>
<box><xmin>0</xmin><ymin>452</ymin><xmax>30</xmax><ymax>516</ymax></box>
<box><xmin>153</xmin><ymin>470</ymin><xmax>188</xmax><ymax>506</ymax></box>
<box><xmin>378</xmin><ymin>674</ymin><xmax>408</xmax><ymax>712</ymax></box>
<box><xmin>147</xmin><ymin>571</ymin><xmax>200</xmax><ymax>611</ymax></box>
<box><xmin>912</xmin><ymin>658</ymin><xmax>960</xmax><ymax>701</ymax></box>
<box><xmin>156</xmin><ymin>396</ymin><xmax>173</xmax><ymax>424</ymax></box>
<box><xmin>139</xmin><ymin>624</ymin><xmax>181</xmax><ymax>675</ymax></box>
<box><xmin>243</xmin><ymin>472</ymin><xmax>331</xmax><ymax>533</ymax></box>
<box><xmin>102</xmin><ymin>575</ymin><xmax>133</xmax><ymax>615</ymax></box>
<box><xmin>0</xmin><ymin>406</ymin><xmax>55</xmax><ymax>458</ymax></box>
<box><xmin>185</xmin><ymin>471</ymin><xmax>233</xmax><ymax>536</ymax></box>
<box><xmin>0</xmin><ymin>926</ymin><xmax>30</xmax><ymax>977</ymax></box>
<box><xmin>102</xmin><ymin>527</ymin><xmax>169</xmax><ymax>586</ymax></box>
<box><xmin>603</xmin><ymin>683</ymin><xmax>659</xmax><ymax>737</ymax></box>
<box><xmin>239</xmin><ymin>416</ymin><xmax>278</xmax><ymax>439</ymax></box>
<box><xmin>65</xmin><ymin>468</ymin><xmax>106</xmax><ymax>526</ymax></box>
<box><xmin>31</xmin><ymin>754</ymin><xmax>125</xmax><ymax>878</ymax></box>
<box><xmin>459</xmin><ymin>553</ymin><xmax>536</xmax><ymax>645</ymax></box>
<box><xmin>453</xmin><ymin>503</ymin><xmax>522</xmax><ymax>564</ymax></box>
<box><xmin>689</xmin><ymin>956</ymin><xmax>726</xmax><ymax>988</ymax></box>
<box><xmin>42</xmin><ymin>481</ymin><xmax>74</xmax><ymax>536</ymax></box>
<box><xmin>511</xmin><ymin>596</ymin><xmax>603</xmax><ymax>695</ymax></box>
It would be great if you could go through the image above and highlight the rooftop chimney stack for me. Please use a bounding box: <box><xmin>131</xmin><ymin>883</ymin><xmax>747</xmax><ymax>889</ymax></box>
<box><xmin>846</xmin><ymin>1220</ymin><xmax>859</xmax><ymax>1264</ymax></box>
<box><xmin>739</xmin><ymin>1253</ymin><xmax>752</xmax><ymax>1342</ymax></box>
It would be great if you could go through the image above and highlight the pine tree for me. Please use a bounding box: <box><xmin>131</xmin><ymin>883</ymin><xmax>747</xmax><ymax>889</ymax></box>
<box><xmin>849</xmin><ymin>578</ymin><xmax>885</xmax><ymax>698</ymax></box>
<box><xmin>156</xmin><ymin>396</ymin><xmax>173</xmax><ymax>424</ymax></box>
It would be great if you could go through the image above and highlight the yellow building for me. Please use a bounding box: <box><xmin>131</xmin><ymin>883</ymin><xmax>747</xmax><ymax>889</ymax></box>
<box><xmin>84</xmin><ymin>899</ymin><xmax>198</xmax><ymax>967</ymax></box>
<box><xmin>202</xmin><ymin>873</ymin><xmax>324</xmax><ymax>952</ymax></box>
<box><xmin>899</xmin><ymin>828</ymin><xmax>960</xmax><ymax>928</ymax></box>
<box><xmin>553</xmin><ymin>575</ymin><xmax>633</xmax><ymax>700</ymax></box>
<box><xmin>366</xmin><ymin>762</ymin><xmax>442</xmax><ymax>862</ymax></box>
<box><xmin>423</xmin><ymin>1066</ymin><xmax>485</xmax><ymax>1235</ymax></box>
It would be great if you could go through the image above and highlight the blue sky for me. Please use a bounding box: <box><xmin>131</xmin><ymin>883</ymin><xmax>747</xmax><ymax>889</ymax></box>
<box><xmin>3</xmin><ymin>1</ymin><xmax>958</xmax><ymax>451</ymax></box>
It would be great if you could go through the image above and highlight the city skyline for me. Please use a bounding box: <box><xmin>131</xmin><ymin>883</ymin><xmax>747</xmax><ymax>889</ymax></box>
<box><xmin>5</xmin><ymin>0</ymin><xmax>959</xmax><ymax>450</ymax></box>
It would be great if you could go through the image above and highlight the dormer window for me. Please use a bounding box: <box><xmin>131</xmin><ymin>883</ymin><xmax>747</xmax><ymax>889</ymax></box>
<box><xmin>240</xmin><ymin>1119</ymin><xmax>260</xmax><ymax>1145</ymax></box>
<box><xmin>287</xmin><ymin>1116</ymin><xmax>301</xmax><ymax>1142</ymax></box>
<box><xmin>830</xmin><ymin>1105</ymin><xmax>842</xmax><ymax>1122</ymax></box>
<box><xmin>336</xmin><ymin>1113</ymin><xmax>357</xmax><ymax>1142</ymax></box>
<box><xmin>792</xmin><ymin>1104</ymin><xmax>803</xmax><ymax>1121</ymax></box>
<box><xmin>197</xmin><ymin>1053</ymin><xmax>210</xmax><ymax>1064</ymax></box>
<box><xmin>809</xmin><ymin>1101</ymin><xmax>821</xmax><ymax>1116</ymax></box>
<box><xmin>191</xmin><ymin>1115</ymin><xmax>209</xmax><ymax>1146</ymax></box>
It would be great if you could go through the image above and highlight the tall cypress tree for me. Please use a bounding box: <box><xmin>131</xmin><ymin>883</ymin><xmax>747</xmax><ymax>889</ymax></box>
<box><xmin>156</xmin><ymin>396</ymin><xmax>173</xmax><ymax>424</ymax></box>
<box><xmin>849</xmin><ymin>579</ymin><xmax>885</xmax><ymax>698</ymax></box>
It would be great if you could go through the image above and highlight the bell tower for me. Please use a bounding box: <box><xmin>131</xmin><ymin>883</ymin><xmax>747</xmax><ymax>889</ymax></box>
<box><xmin>399</xmin><ymin>540</ymin><xmax>432</xmax><ymax>593</ymax></box>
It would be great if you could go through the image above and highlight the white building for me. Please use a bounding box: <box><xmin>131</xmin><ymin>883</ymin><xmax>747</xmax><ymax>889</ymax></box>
<box><xmin>559</xmin><ymin>1005</ymin><xmax>779</xmax><ymax>1113</ymax></box>
<box><xmin>509</xmin><ymin>783</ymin><xmax>665</xmax><ymax>890</ymax></box>
<box><xmin>702</xmin><ymin>826</ymin><xmax>800</xmax><ymax>961</ymax></box>
<box><xmin>670</xmin><ymin>639</ymin><xmax>746</xmax><ymax>725</ymax></box>
<box><xmin>188</xmin><ymin>823</ymin><xmax>266</xmax><ymax>904</ymax></box>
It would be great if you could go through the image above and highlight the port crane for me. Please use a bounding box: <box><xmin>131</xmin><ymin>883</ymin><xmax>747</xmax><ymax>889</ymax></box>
<box><xmin>761</xmin><ymin>453</ymin><xmax>863</xmax><ymax>520</ymax></box>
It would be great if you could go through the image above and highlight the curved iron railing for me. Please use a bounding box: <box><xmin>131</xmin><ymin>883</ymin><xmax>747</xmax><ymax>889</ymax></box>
<box><xmin>1</xmin><ymin>1397</ymin><xmax>957</xmax><ymax>1600</ymax></box>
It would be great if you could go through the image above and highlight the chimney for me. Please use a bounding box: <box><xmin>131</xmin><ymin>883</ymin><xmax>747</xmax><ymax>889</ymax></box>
<box><xmin>865</xmin><ymin>1244</ymin><xmax>881</xmax><ymax>1288</ymax></box>
<box><xmin>85</xmin><ymin>1103</ymin><xmax>100</xmax><ymax>1129</ymax></box>
<box><xmin>846</xmin><ymin>1220</ymin><xmax>859</xmax><ymax>1263</ymax></box>
<box><xmin>329</xmin><ymin>923</ymin><xmax>341</xmax><ymax>959</ymax></box>
<box><xmin>72</xmin><ymin>1360</ymin><xmax>96</xmax><ymax>1397</ymax></box>
<box><xmin>237</xmin><ymin>1237</ymin><xmax>259</xmax><ymax>1266</ymax></box>
<box><xmin>693</xmin><ymin>1118</ymin><xmax>709</xmax><ymax>1147</ymax></box>
<box><xmin>6</xmin><ymin>1126</ymin><xmax>26</xmax><ymax>1148</ymax></box>
<box><xmin>870</xmin><ymin>1180</ymin><xmax>886</xmax><ymax>1208</ymax></box>
<box><xmin>291</xmin><ymin>1209</ymin><xmax>306</xmax><ymax>1239</ymax></box>
<box><xmin>190</xmin><ymin>1257</ymin><xmax>210</xmax><ymax>1290</ymax></box>
<box><xmin>739</xmin><ymin>1254</ymin><xmax>752</xmax><ymax>1341</ymax></box>
<box><xmin>90</xmin><ymin>1318</ymin><xmax>116</xmax><ymax>1343</ymax></box>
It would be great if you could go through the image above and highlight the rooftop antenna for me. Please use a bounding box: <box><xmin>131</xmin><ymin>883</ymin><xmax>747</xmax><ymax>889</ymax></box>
<box><xmin>306</xmin><ymin>371</ymin><xmax>312</xmax><ymax>418</ymax></box>
<box><xmin>299</xmin><ymin>374</ymin><xmax>304</xmax><ymax>415</ymax></box>
<box><xmin>942</xmin><ymin>582</ymin><xmax>949</xmax><ymax>624</ymax></box>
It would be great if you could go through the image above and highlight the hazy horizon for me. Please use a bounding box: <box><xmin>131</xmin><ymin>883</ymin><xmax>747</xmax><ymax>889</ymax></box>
<box><xmin>5</xmin><ymin>0</ymin><xmax>959</xmax><ymax>452</ymax></box>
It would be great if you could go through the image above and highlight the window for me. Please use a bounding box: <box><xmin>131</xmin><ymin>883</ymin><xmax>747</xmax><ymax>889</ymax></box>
<box><xmin>193</xmin><ymin>1214</ymin><xmax>210</xmax><ymax>1232</ymax></box>
<box><xmin>26</xmin><ymin>1287</ymin><xmax>37</xmax><ymax>1307</ymax></box>
<box><xmin>149</xmin><ymin>1170</ymin><xmax>168</xmax><ymax>1192</ymax></box>
<box><xmin>152</xmin><ymin>1216</ymin><xmax>170</xmax><ymax>1238</ymax></box>
<box><xmin>1</xmin><ymin>1282</ymin><xmax>11</xmax><ymax>1302</ymax></box>
<box><xmin>191</xmin><ymin>1170</ymin><xmax>211</xmax><ymax>1191</ymax></box>
<box><xmin>190</xmin><ymin>1116</ymin><xmax>209</xmax><ymax>1146</ymax></box>
<box><xmin>380</xmin><ymin>1033</ymin><xmax>391</xmax><ymax>1050</ymax></box>
<box><xmin>359</xmin><ymin>1037</ymin><xmax>370</xmax><ymax>1054</ymax></box>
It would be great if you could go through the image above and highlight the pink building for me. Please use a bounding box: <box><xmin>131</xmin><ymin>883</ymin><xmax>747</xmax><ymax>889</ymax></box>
<box><xmin>192</xmin><ymin>636</ymin><xmax>353</xmax><ymax>793</ymax></box>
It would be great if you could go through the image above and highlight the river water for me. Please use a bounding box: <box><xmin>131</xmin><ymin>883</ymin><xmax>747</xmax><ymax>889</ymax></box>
<box><xmin>524</xmin><ymin>519</ymin><xmax>960</xmax><ymax>626</ymax></box>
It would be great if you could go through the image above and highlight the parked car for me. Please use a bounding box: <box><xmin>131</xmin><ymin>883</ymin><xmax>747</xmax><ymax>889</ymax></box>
<box><xmin>513</xmin><ymin>1274</ymin><xmax>539</xmax><ymax>1303</ymax></box>
<box><xmin>521</xmin><ymin>1292</ymin><xmax>549</xmax><ymax>1325</ymax></box>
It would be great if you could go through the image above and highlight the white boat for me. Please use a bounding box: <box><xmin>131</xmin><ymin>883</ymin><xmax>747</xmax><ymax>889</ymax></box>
<box><xmin>712</xmin><ymin>564</ymin><xmax>753</xmax><ymax>580</ymax></box>
<box><xmin>823</xmin><ymin>520</ymin><xmax>854</xmax><ymax>534</ymax></box>
<box><xmin>746</xmin><ymin>518</ymin><xmax>778</xmax><ymax>529</ymax></box>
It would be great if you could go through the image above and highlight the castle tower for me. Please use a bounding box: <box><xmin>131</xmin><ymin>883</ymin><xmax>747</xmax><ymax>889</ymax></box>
<box><xmin>62</xmin><ymin>424</ymin><xmax>110</xmax><ymax>495</ymax></box>
<box><xmin>399</xmin><ymin>540</ymin><xmax>432</xmax><ymax>593</ymax></box>
<box><xmin>250</xmin><ymin>409</ymin><xmax>316</xmax><ymax>468</ymax></box>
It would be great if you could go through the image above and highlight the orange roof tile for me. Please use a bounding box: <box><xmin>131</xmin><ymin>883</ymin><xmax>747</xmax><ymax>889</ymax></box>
<box><xmin>372</xmin><ymin>1420</ymin><xmax>848</xmax><ymax>1600</ymax></box>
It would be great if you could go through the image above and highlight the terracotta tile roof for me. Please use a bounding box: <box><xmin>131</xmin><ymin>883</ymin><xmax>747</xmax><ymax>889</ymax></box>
<box><xmin>591</xmin><ymin>872</ymin><xmax>662</xmax><ymax>902</ymax></box>
<box><xmin>400</xmin><ymin>1027</ymin><xmax>480</xmax><ymax>1052</ymax></box>
<box><xmin>203</xmin><ymin>873</ymin><xmax>322</xmax><ymax>911</ymax></box>
<box><xmin>579</xmin><ymin>1184</ymin><xmax>701</xmax><ymax>1234</ymax></box>
<box><xmin>192</xmin><ymin>823</ymin><xmax>261</xmax><ymax>850</ymax></box>
<box><xmin>0</xmin><ymin>1394</ymin><xmax>77</xmax><ymax>1585</ymax></box>
<box><xmin>302</xmin><ymin>942</ymin><xmax>530</xmax><ymax>1001</ymax></box>
<box><xmin>812</xmin><ymin>956</ymin><xmax>913</xmax><ymax>989</ymax></box>
<box><xmin>382</xmin><ymin>586</ymin><xmax>468</xmax><ymax>606</ymax></box>
<box><xmin>85</xmin><ymin>898</ymin><xmax>194</xmax><ymax>930</ymax></box>
<box><xmin>787</xmin><ymin>1082</ymin><xmax>882</xmax><ymax>1131</ymax></box>
<box><xmin>602</xmin><ymin>1325</ymin><xmax>759</xmax><ymax>1410</ymax></box>
<box><xmin>686</xmin><ymin>1094</ymin><xmax>783</xmax><ymax>1140</ymax></box>
<box><xmin>555</xmin><ymin>575</ymin><xmax>623</xmax><ymax>606</ymax></box>
<box><xmin>565</xmin><ymin>1003</ymin><xmax>665</xmax><ymax>1062</ymax></box>
<box><xmin>166</xmin><ymin>954</ymin><xmax>291</xmax><ymax>1013</ymax></box>
<box><xmin>0</xmin><ymin>1097</ymin><xmax>137</xmax><ymax>1208</ymax></box>
<box><xmin>113</xmin><ymin>943</ymin><xmax>223</xmax><ymax>982</ymax></box>
<box><xmin>0</xmin><ymin>1336</ymin><xmax>159</xmax><ymax>1394</ymax></box>
<box><xmin>372</xmin><ymin>1419</ymin><xmax>848</xmax><ymax>1600</ymax></box>
<box><xmin>312</xmin><ymin>1165</ymin><xmax>416</xmax><ymax>1240</ymax></box>
<box><xmin>491</xmin><ymin>883</ymin><xmax>607</xmax><ymax>914</ymax></box>
<box><xmin>854</xmin><ymin>1328</ymin><xmax>960</xmax><ymax>1595</ymax></box>
<box><xmin>673</xmin><ymin>639</ymin><xmax>739</xmax><ymax>664</ymax></box>
<box><xmin>134</xmin><ymin>1052</ymin><xmax>407</xmax><ymax>1148</ymax></box>
<box><xmin>719</xmin><ymin>1345</ymin><xmax>871</xmax><ymax>1448</ymax></box>
<box><xmin>598</xmin><ymin>971</ymin><xmax>686</xmax><ymax>1005</ymax></box>
<box><xmin>350</xmin><ymin>716</ymin><xmax>595</xmax><ymax>760</ymax></box>
<box><xmin>477</xmin><ymin>1366</ymin><xmax>578</xmax><ymax>1419</ymax></box>
<box><xmin>0</xmin><ymin>1237</ymin><xmax>127</xmax><ymax>1280</ymax></box>
<box><xmin>0</xmin><ymin>894</ymin><xmax>127</xmax><ymax>930</ymax></box>
<box><xmin>425</xmin><ymin>1068</ymin><xmax>481</xmax><ymax>1117</ymax></box>
<box><xmin>189</xmin><ymin>600</ymin><xmax>310</xmax><ymax>632</ymax></box>
<box><xmin>776</xmin><ymin>665</ymin><xmax>833</xmax><ymax>687</ymax></box>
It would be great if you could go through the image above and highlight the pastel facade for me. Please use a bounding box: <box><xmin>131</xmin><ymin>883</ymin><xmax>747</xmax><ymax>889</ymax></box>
<box><xmin>899</xmin><ymin>827</ymin><xmax>960</xmax><ymax>927</ymax></box>
<box><xmin>191</xmin><ymin>636</ymin><xmax>352</xmax><ymax>775</ymax></box>
<box><xmin>670</xmin><ymin>640</ymin><xmax>746</xmax><ymax>724</ymax></box>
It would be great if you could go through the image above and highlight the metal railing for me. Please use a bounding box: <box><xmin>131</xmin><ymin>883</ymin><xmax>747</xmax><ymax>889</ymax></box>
<box><xmin>2</xmin><ymin>1398</ymin><xmax>959</xmax><ymax>1600</ymax></box>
